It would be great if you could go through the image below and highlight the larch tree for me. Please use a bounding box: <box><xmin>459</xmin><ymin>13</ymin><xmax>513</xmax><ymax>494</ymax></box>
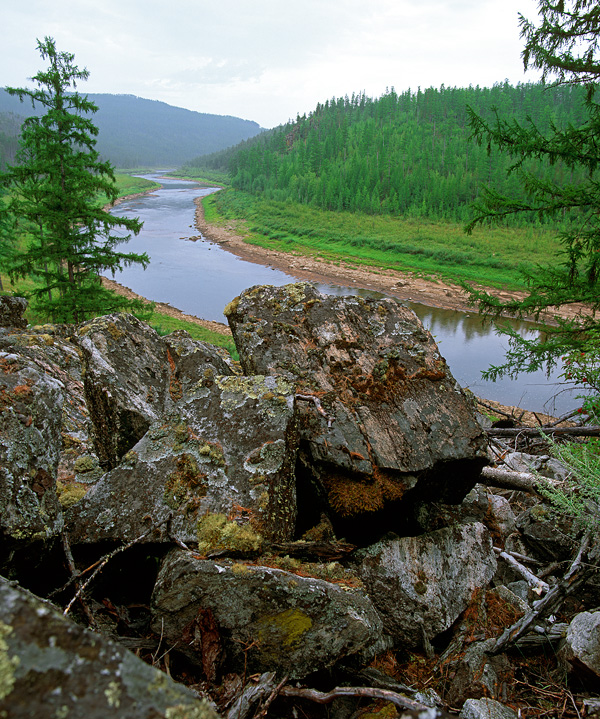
<box><xmin>464</xmin><ymin>0</ymin><xmax>600</xmax><ymax>419</ymax></box>
<box><xmin>0</xmin><ymin>37</ymin><xmax>149</xmax><ymax>324</ymax></box>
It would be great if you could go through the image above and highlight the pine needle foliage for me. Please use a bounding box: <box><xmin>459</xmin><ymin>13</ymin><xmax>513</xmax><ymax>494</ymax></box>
<box><xmin>0</xmin><ymin>37</ymin><xmax>149</xmax><ymax>324</ymax></box>
<box><xmin>463</xmin><ymin>1</ymin><xmax>600</xmax><ymax>384</ymax></box>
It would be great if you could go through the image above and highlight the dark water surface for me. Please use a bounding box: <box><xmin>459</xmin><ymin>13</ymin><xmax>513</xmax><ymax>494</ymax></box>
<box><xmin>110</xmin><ymin>173</ymin><xmax>578</xmax><ymax>415</ymax></box>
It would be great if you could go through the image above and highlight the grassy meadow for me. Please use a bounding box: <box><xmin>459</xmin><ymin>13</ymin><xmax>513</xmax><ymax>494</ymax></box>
<box><xmin>203</xmin><ymin>188</ymin><xmax>563</xmax><ymax>291</ymax></box>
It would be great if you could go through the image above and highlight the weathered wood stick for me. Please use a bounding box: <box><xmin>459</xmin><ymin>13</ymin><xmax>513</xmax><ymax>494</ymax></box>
<box><xmin>486</xmin><ymin>426</ymin><xmax>600</xmax><ymax>438</ymax></box>
<box><xmin>480</xmin><ymin>465</ymin><xmax>539</xmax><ymax>492</ymax></box>
<box><xmin>279</xmin><ymin>685</ymin><xmax>456</xmax><ymax>717</ymax></box>
<box><xmin>493</xmin><ymin>546</ymin><xmax>550</xmax><ymax>594</ymax></box>
<box><xmin>489</xmin><ymin>533</ymin><xmax>593</xmax><ymax>654</ymax></box>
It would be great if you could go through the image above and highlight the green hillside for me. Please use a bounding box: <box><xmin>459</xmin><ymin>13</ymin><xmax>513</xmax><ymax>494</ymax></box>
<box><xmin>186</xmin><ymin>82</ymin><xmax>589</xmax><ymax>223</ymax></box>
<box><xmin>0</xmin><ymin>91</ymin><xmax>263</xmax><ymax>168</ymax></box>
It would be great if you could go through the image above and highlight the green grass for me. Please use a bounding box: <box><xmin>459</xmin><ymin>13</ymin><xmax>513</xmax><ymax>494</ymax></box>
<box><xmin>173</xmin><ymin>168</ymin><xmax>230</xmax><ymax>186</ymax></box>
<box><xmin>148</xmin><ymin>313</ymin><xmax>238</xmax><ymax>359</ymax></box>
<box><xmin>204</xmin><ymin>189</ymin><xmax>564</xmax><ymax>291</ymax></box>
<box><xmin>97</xmin><ymin>172</ymin><xmax>160</xmax><ymax>205</ymax></box>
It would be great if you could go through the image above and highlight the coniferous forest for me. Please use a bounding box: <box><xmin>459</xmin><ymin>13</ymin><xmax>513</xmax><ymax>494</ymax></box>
<box><xmin>185</xmin><ymin>82</ymin><xmax>589</xmax><ymax>223</ymax></box>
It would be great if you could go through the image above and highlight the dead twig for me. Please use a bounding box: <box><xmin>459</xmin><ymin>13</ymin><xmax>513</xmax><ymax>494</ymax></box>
<box><xmin>63</xmin><ymin>514</ymin><xmax>172</xmax><ymax>617</ymax></box>
<box><xmin>226</xmin><ymin>672</ymin><xmax>277</xmax><ymax>719</ymax></box>
<box><xmin>279</xmin><ymin>685</ymin><xmax>455</xmax><ymax>717</ymax></box>
<box><xmin>480</xmin><ymin>465</ymin><xmax>540</xmax><ymax>493</ymax></box>
<box><xmin>61</xmin><ymin>532</ymin><xmax>96</xmax><ymax>627</ymax></box>
<box><xmin>486</xmin><ymin>426</ymin><xmax>600</xmax><ymax>438</ymax></box>
<box><xmin>493</xmin><ymin>546</ymin><xmax>550</xmax><ymax>595</ymax></box>
<box><xmin>252</xmin><ymin>674</ymin><xmax>289</xmax><ymax>719</ymax></box>
<box><xmin>490</xmin><ymin>533</ymin><xmax>594</xmax><ymax>654</ymax></box>
<box><xmin>296</xmin><ymin>393</ymin><xmax>335</xmax><ymax>428</ymax></box>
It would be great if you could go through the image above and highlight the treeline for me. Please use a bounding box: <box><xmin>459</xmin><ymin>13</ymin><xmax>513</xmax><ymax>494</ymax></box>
<box><xmin>185</xmin><ymin>82</ymin><xmax>589</xmax><ymax>222</ymax></box>
<box><xmin>0</xmin><ymin>91</ymin><xmax>263</xmax><ymax>168</ymax></box>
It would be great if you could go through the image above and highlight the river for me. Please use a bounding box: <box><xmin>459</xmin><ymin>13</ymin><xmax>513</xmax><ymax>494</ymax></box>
<box><xmin>109</xmin><ymin>173</ymin><xmax>580</xmax><ymax>416</ymax></box>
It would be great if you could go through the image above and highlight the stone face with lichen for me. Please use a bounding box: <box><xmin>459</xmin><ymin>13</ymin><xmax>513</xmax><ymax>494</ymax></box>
<box><xmin>0</xmin><ymin>577</ymin><xmax>218</xmax><ymax>719</ymax></box>
<box><xmin>67</xmin><ymin>373</ymin><xmax>298</xmax><ymax>546</ymax></box>
<box><xmin>0</xmin><ymin>353</ymin><xmax>64</xmax><ymax>542</ymax></box>
<box><xmin>226</xmin><ymin>283</ymin><xmax>488</xmax><ymax>536</ymax></box>
<box><xmin>78</xmin><ymin>313</ymin><xmax>174</xmax><ymax>470</ymax></box>
<box><xmin>354</xmin><ymin>522</ymin><xmax>497</xmax><ymax>647</ymax></box>
<box><xmin>151</xmin><ymin>548</ymin><xmax>383</xmax><ymax>679</ymax></box>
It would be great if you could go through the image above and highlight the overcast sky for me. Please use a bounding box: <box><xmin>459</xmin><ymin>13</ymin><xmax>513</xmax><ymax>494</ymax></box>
<box><xmin>2</xmin><ymin>0</ymin><xmax>542</xmax><ymax>129</ymax></box>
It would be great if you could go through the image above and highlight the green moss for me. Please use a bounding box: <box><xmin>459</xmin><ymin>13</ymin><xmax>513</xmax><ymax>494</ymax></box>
<box><xmin>223</xmin><ymin>296</ymin><xmax>240</xmax><ymax>317</ymax></box>
<box><xmin>198</xmin><ymin>442</ymin><xmax>226</xmax><ymax>468</ymax></box>
<box><xmin>255</xmin><ymin>608</ymin><xmax>312</xmax><ymax>649</ymax></box>
<box><xmin>196</xmin><ymin>513</ymin><xmax>263</xmax><ymax>555</ymax></box>
<box><xmin>164</xmin><ymin>454</ymin><xmax>208</xmax><ymax>512</ymax></box>
<box><xmin>0</xmin><ymin>622</ymin><xmax>19</xmax><ymax>700</ymax></box>
<box><xmin>56</xmin><ymin>481</ymin><xmax>88</xmax><ymax>509</ymax></box>
<box><xmin>73</xmin><ymin>455</ymin><xmax>97</xmax><ymax>473</ymax></box>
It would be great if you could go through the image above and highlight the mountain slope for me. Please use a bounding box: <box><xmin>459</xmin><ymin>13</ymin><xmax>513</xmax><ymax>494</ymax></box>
<box><xmin>0</xmin><ymin>91</ymin><xmax>263</xmax><ymax>167</ymax></box>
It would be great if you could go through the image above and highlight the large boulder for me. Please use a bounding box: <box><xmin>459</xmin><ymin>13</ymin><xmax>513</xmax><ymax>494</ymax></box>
<box><xmin>78</xmin><ymin>313</ymin><xmax>175</xmax><ymax>470</ymax></box>
<box><xmin>0</xmin><ymin>577</ymin><xmax>219</xmax><ymax>718</ymax></box>
<box><xmin>354</xmin><ymin>522</ymin><xmax>497</xmax><ymax>647</ymax></box>
<box><xmin>562</xmin><ymin>610</ymin><xmax>600</xmax><ymax>678</ymax></box>
<box><xmin>225</xmin><ymin>283</ymin><xmax>487</xmax><ymax>538</ymax></box>
<box><xmin>0</xmin><ymin>352</ymin><xmax>64</xmax><ymax>543</ymax></box>
<box><xmin>67</xmin><ymin>374</ymin><xmax>298</xmax><ymax>546</ymax></box>
<box><xmin>151</xmin><ymin>548</ymin><xmax>383</xmax><ymax>680</ymax></box>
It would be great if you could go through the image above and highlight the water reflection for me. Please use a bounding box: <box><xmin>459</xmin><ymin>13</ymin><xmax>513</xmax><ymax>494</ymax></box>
<box><xmin>109</xmin><ymin>172</ymin><xmax>579</xmax><ymax>415</ymax></box>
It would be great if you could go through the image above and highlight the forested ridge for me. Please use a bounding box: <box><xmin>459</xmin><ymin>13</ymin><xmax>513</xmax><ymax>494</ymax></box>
<box><xmin>0</xmin><ymin>90</ymin><xmax>263</xmax><ymax>168</ymax></box>
<box><xmin>186</xmin><ymin>82</ymin><xmax>590</xmax><ymax>222</ymax></box>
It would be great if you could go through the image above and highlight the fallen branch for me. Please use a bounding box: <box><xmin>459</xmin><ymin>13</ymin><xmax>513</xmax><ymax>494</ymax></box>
<box><xmin>493</xmin><ymin>546</ymin><xmax>549</xmax><ymax>595</ymax></box>
<box><xmin>279</xmin><ymin>685</ymin><xmax>455</xmax><ymax>717</ymax></box>
<box><xmin>267</xmin><ymin>539</ymin><xmax>356</xmax><ymax>561</ymax></box>
<box><xmin>63</xmin><ymin>514</ymin><xmax>172</xmax><ymax>617</ymax></box>
<box><xmin>226</xmin><ymin>672</ymin><xmax>277</xmax><ymax>719</ymax></box>
<box><xmin>486</xmin><ymin>426</ymin><xmax>600</xmax><ymax>438</ymax></box>
<box><xmin>490</xmin><ymin>533</ymin><xmax>594</xmax><ymax>654</ymax></box>
<box><xmin>296</xmin><ymin>393</ymin><xmax>335</xmax><ymax>428</ymax></box>
<box><xmin>480</xmin><ymin>465</ymin><xmax>539</xmax><ymax>493</ymax></box>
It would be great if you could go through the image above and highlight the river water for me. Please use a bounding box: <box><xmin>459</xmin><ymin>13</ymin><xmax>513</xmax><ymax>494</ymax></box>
<box><xmin>109</xmin><ymin>173</ymin><xmax>579</xmax><ymax>415</ymax></box>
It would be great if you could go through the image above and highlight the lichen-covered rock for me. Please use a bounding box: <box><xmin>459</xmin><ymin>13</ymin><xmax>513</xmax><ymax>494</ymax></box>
<box><xmin>151</xmin><ymin>548</ymin><xmax>383</xmax><ymax>680</ymax></box>
<box><xmin>225</xmin><ymin>283</ymin><xmax>487</xmax><ymax>536</ymax></box>
<box><xmin>0</xmin><ymin>296</ymin><xmax>27</xmax><ymax>329</ymax></box>
<box><xmin>0</xmin><ymin>352</ymin><xmax>64</xmax><ymax>542</ymax></box>
<box><xmin>446</xmin><ymin>638</ymin><xmax>513</xmax><ymax>708</ymax></box>
<box><xmin>562</xmin><ymin>610</ymin><xmax>600</xmax><ymax>678</ymax></box>
<box><xmin>0</xmin><ymin>323</ymin><xmax>104</xmax><ymax>501</ymax></box>
<box><xmin>67</xmin><ymin>374</ymin><xmax>298</xmax><ymax>546</ymax></box>
<box><xmin>163</xmin><ymin>330</ymin><xmax>236</xmax><ymax>399</ymax></box>
<box><xmin>0</xmin><ymin>577</ymin><xmax>219</xmax><ymax>718</ymax></box>
<box><xmin>354</xmin><ymin>522</ymin><xmax>497</xmax><ymax>647</ymax></box>
<box><xmin>460</xmin><ymin>698</ymin><xmax>518</xmax><ymax>719</ymax></box>
<box><xmin>78</xmin><ymin>313</ymin><xmax>174</xmax><ymax>470</ymax></box>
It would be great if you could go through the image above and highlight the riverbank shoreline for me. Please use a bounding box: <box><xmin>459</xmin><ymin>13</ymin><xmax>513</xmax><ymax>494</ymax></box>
<box><xmin>193</xmin><ymin>195</ymin><xmax>590</xmax><ymax>325</ymax></box>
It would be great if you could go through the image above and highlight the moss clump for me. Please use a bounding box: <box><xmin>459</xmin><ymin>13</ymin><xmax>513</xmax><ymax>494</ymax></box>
<box><xmin>255</xmin><ymin>608</ymin><xmax>312</xmax><ymax>650</ymax></box>
<box><xmin>56</xmin><ymin>481</ymin><xmax>88</xmax><ymax>509</ymax></box>
<box><xmin>324</xmin><ymin>470</ymin><xmax>406</xmax><ymax>518</ymax></box>
<box><xmin>198</xmin><ymin>442</ymin><xmax>226</xmax><ymax>467</ymax></box>
<box><xmin>223</xmin><ymin>296</ymin><xmax>240</xmax><ymax>317</ymax></box>
<box><xmin>164</xmin><ymin>454</ymin><xmax>208</xmax><ymax>512</ymax></box>
<box><xmin>0</xmin><ymin>621</ymin><xmax>19</xmax><ymax>700</ymax></box>
<box><xmin>196</xmin><ymin>513</ymin><xmax>263</xmax><ymax>555</ymax></box>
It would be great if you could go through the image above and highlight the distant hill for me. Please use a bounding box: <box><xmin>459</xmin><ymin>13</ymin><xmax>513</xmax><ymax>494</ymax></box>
<box><xmin>188</xmin><ymin>82</ymin><xmax>589</xmax><ymax>223</ymax></box>
<box><xmin>0</xmin><ymin>91</ymin><xmax>263</xmax><ymax>168</ymax></box>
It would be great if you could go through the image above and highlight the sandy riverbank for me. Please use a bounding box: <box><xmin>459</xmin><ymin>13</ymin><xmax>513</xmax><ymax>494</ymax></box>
<box><xmin>193</xmin><ymin>196</ymin><xmax>591</xmax><ymax>325</ymax></box>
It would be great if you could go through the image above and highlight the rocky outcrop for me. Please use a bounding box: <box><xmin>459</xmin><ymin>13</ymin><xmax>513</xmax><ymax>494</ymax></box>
<box><xmin>0</xmin><ymin>287</ymin><xmax>589</xmax><ymax>718</ymax></box>
<box><xmin>68</xmin><ymin>374</ymin><xmax>298</xmax><ymax>546</ymax></box>
<box><xmin>354</xmin><ymin>522</ymin><xmax>497</xmax><ymax>647</ymax></box>
<box><xmin>151</xmin><ymin>548</ymin><xmax>383</xmax><ymax>679</ymax></box>
<box><xmin>0</xmin><ymin>352</ymin><xmax>64</xmax><ymax>543</ymax></box>
<box><xmin>225</xmin><ymin>283</ymin><xmax>487</xmax><ymax>538</ymax></box>
<box><xmin>0</xmin><ymin>576</ymin><xmax>218</xmax><ymax>719</ymax></box>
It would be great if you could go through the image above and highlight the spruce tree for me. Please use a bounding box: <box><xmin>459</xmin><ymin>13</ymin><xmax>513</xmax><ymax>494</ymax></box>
<box><xmin>0</xmin><ymin>37</ymin><xmax>149</xmax><ymax>323</ymax></box>
<box><xmin>464</xmin><ymin>0</ymin><xmax>600</xmax><ymax>393</ymax></box>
